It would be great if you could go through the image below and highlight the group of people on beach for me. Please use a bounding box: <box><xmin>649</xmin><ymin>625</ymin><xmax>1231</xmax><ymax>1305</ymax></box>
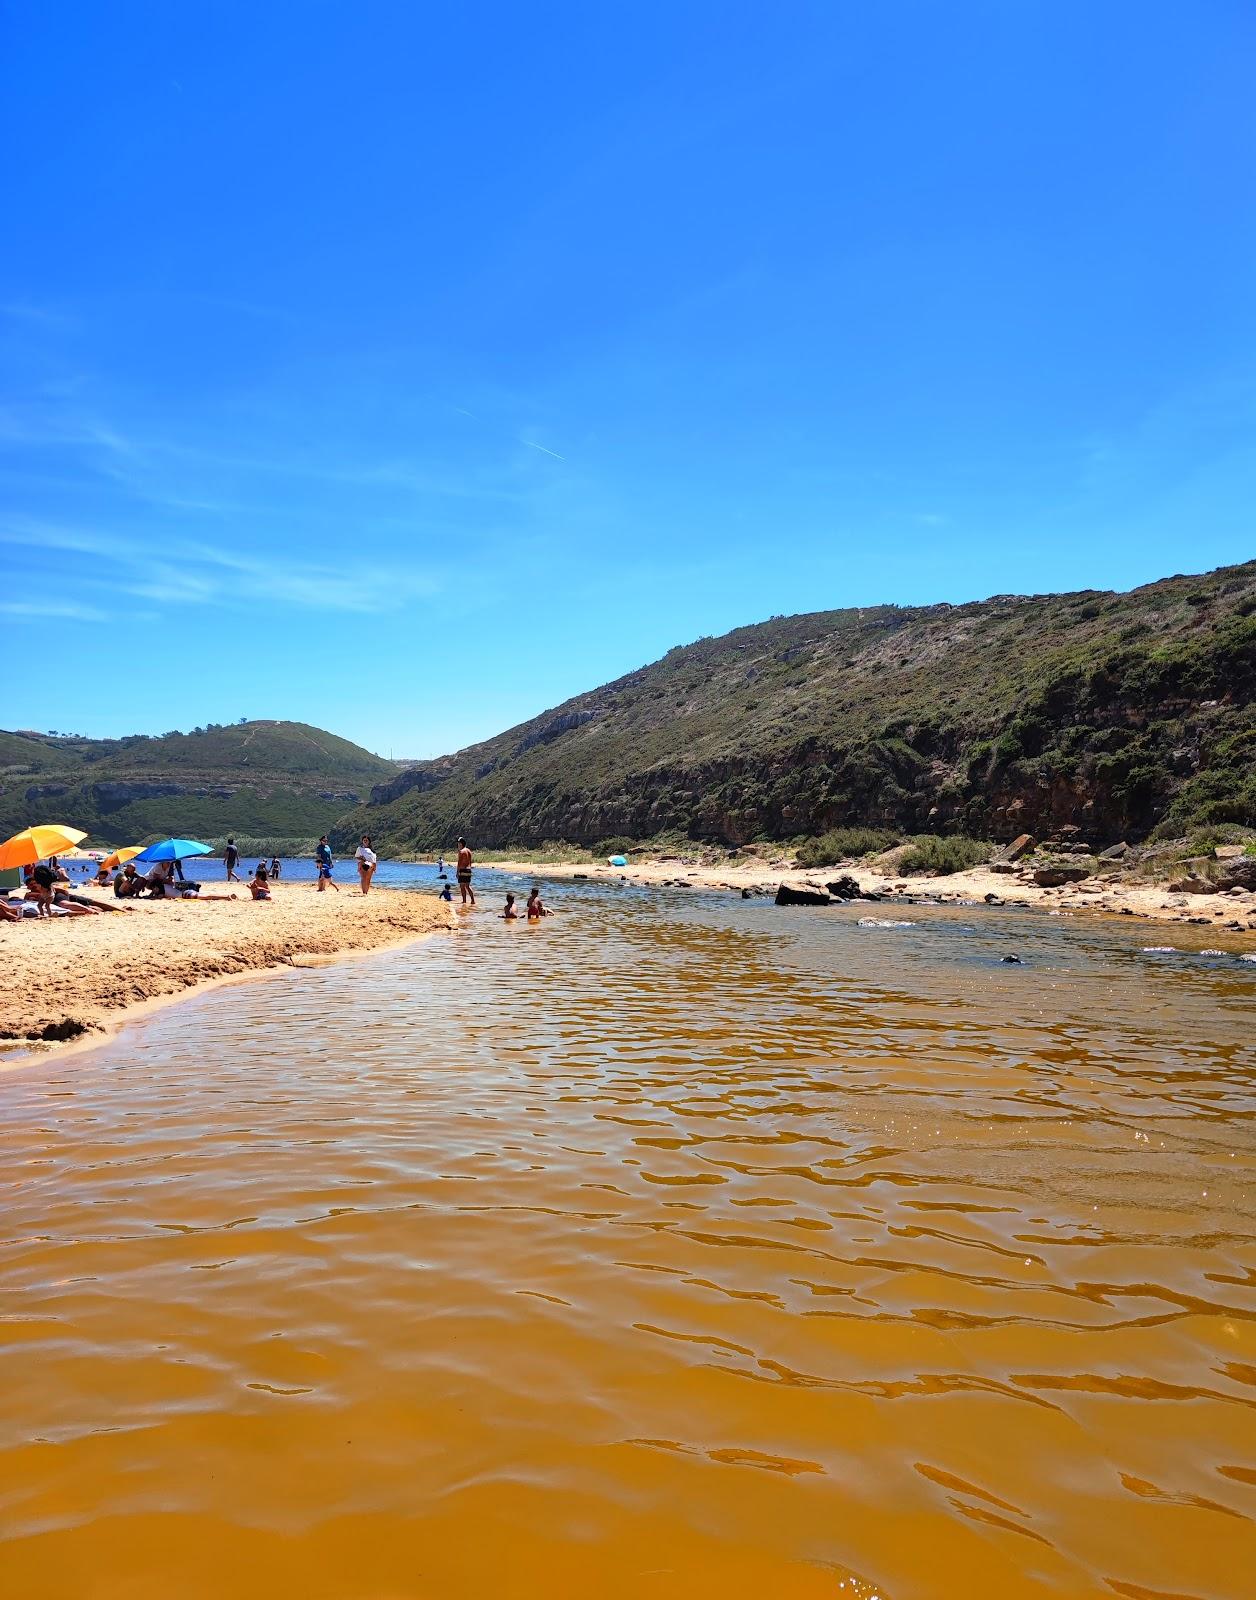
<box><xmin>2</xmin><ymin>831</ymin><xmax>557</xmax><ymax>926</ymax></box>
<box><xmin>1</xmin><ymin>856</ymin><xmax>109</xmax><ymax>921</ymax></box>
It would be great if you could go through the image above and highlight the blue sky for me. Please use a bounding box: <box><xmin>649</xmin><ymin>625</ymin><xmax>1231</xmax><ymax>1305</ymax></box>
<box><xmin>3</xmin><ymin>2</ymin><xmax>1254</xmax><ymax>757</ymax></box>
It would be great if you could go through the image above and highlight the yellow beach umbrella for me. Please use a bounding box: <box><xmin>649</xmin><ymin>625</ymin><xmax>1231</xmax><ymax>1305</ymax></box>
<box><xmin>100</xmin><ymin>846</ymin><xmax>142</xmax><ymax>871</ymax></box>
<box><xmin>0</xmin><ymin>824</ymin><xmax>88</xmax><ymax>871</ymax></box>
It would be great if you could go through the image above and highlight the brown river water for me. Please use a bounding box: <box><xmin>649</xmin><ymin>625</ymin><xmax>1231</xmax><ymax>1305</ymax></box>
<box><xmin>3</xmin><ymin>871</ymin><xmax>1255</xmax><ymax>1599</ymax></box>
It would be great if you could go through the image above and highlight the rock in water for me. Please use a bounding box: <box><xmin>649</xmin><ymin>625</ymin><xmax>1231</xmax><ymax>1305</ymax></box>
<box><xmin>825</xmin><ymin>875</ymin><xmax>862</xmax><ymax>900</ymax></box>
<box><xmin>775</xmin><ymin>884</ymin><xmax>832</xmax><ymax>907</ymax></box>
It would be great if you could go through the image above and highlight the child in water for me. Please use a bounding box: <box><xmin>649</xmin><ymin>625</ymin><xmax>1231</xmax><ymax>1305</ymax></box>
<box><xmin>438</xmin><ymin>882</ymin><xmax>452</xmax><ymax>902</ymax></box>
<box><xmin>526</xmin><ymin>887</ymin><xmax>549</xmax><ymax>919</ymax></box>
<box><xmin>502</xmin><ymin>892</ymin><xmax>518</xmax><ymax>919</ymax></box>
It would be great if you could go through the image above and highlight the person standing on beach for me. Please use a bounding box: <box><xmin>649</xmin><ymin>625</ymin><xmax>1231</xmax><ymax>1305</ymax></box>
<box><xmin>356</xmin><ymin>834</ymin><xmax>377</xmax><ymax>895</ymax></box>
<box><xmin>224</xmin><ymin>838</ymin><xmax>240</xmax><ymax>881</ymax></box>
<box><xmin>315</xmin><ymin>835</ymin><xmax>338</xmax><ymax>893</ymax></box>
<box><xmin>456</xmin><ymin>837</ymin><xmax>475</xmax><ymax>905</ymax></box>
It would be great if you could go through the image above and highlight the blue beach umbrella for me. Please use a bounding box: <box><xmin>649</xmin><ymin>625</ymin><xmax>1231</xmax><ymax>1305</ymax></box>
<box><xmin>133</xmin><ymin>838</ymin><xmax>214</xmax><ymax>864</ymax></box>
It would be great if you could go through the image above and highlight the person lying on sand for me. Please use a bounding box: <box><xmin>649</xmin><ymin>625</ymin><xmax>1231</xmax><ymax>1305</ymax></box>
<box><xmin>248</xmin><ymin>866</ymin><xmax>272</xmax><ymax>901</ymax></box>
<box><xmin>0</xmin><ymin>899</ymin><xmax>22</xmax><ymax>922</ymax></box>
<box><xmin>51</xmin><ymin>888</ymin><xmax>103</xmax><ymax>915</ymax></box>
<box><xmin>502</xmin><ymin>892</ymin><xmax>518</xmax><ymax>919</ymax></box>
<box><xmin>526</xmin><ymin>888</ymin><xmax>550</xmax><ymax>920</ymax></box>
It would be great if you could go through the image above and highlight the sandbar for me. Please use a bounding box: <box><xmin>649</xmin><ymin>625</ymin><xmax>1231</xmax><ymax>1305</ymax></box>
<box><xmin>1</xmin><ymin>883</ymin><xmax>451</xmax><ymax>1047</ymax></box>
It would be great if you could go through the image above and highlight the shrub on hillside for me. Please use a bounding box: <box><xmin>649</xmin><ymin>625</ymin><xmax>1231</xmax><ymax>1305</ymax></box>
<box><xmin>896</xmin><ymin>835</ymin><xmax>993</xmax><ymax>876</ymax></box>
<box><xmin>796</xmin><ymin>827</ymin><xmax>899</xmax><ymax>867</ymax></box>
<box><xmin>1172</xmin><ymin>824</ymin><xmax>1256</xmax><ymax>858</ymax></box>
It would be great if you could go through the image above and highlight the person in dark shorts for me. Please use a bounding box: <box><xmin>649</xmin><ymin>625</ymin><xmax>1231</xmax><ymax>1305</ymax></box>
<box><xmin>224</xmin><ymin>838</ymin><xmax>240</xmax><ymax>881</ymax></box>
<box><xmin>456</xmin><ymin>837</ymin><xmax>475</xmax><ymax>905</ymax></box>
<box><xmin>315</xmin><ymin>835</ymin><xmax>338</xmax><ymax>892</ymax></box>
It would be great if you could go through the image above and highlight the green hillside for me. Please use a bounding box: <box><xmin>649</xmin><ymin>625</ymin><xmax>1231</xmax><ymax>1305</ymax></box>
<box><xmin>0</xmin><ymin>720</ymin><xmax>395</xmax><ymax>848</ymax></box>
<box><xmin>333</xmin><ymin>561</ymin><xmax>1256</xmax><ymax>854</ymax></box>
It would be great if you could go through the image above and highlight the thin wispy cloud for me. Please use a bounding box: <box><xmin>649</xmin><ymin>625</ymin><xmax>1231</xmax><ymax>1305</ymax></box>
<box><xmin>0</xmin><ymin>518</ymin><xmax>439</xmax><ymax>618</ymax></box>
<box><xmin>521</xmin><ymin>439</ymin><xmax>565</xmax><ymax>461</ymax></box>
<box><xmin>0</xmin><ymin>598</ymin><xmax>109</xmax><ymax>622</ymax></box>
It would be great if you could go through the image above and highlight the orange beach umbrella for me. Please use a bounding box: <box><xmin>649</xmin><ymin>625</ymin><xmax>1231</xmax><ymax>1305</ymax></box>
<box><xmin>0</xmin><ymin>824</ymin><xmax>88</xmax><ymax>871</ymax></box>
<box><xmin>100</xmin><ymin>846</ymin><xmax>143</xmax><ymax>871</ymax></box>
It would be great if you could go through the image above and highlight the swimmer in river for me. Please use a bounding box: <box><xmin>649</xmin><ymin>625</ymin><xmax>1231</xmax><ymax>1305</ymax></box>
<box><xmin>502</xmin><ymin>892</ymin><xmax>518</xmax><ymax>919</ymax></box>
<box><xmin>526</xmin><ymin>887</ymin><xmax>549</xmax><ymax>920</ymax></box>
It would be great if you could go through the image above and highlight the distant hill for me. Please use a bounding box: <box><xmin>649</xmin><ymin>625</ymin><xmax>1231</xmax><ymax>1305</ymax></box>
<box><xmin>0</xmin><ymin>720</ymin><xmax>395</xmax><ymax>848</ymax></box>
<box><xmin>333</xmin><ymin>561</ymin><xmax>1256</xmax><ymax>853</ymax></box>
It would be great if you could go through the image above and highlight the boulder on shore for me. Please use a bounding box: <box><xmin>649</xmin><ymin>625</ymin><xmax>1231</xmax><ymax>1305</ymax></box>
<box><xmin>1218</xmin><ymin>860</ymin><xmax>1256</xmax><ymax>891</ymax></box>
<box><xmin>825</xmin><ymin>875</ymin><xmax>862</xmax><ymax>900</ymax></box>
<box><xmin>1098</xmin><ymin>841</ymin><xmax>1129</xmax><ymax>860</ymax></box>
<box><xmin>775</xmin><ymin>884</ymin><xmax>832</xmax><ymax>907</ymax></box>
<box><xmin>1033</xmin><ymin>865</ymin><xmax>1091</xmax><ymax>887</ymax></box>
<box><xmin>998</xmin><ymin>833</ymin><xmax>1035</xmax><ymax>863</ymax></box>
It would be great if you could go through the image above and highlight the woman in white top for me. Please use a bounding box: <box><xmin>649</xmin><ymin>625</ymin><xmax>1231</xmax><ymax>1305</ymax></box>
<box><xmin>355</xmin><ymin>835</ymin><xmax>378</xmax><ymax>895</ymax></box>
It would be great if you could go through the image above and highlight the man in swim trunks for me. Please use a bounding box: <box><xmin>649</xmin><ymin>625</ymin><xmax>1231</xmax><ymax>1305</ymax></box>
<box><xmin>456</xmin><ymin>837</ymin><xmax>475</xmax><ymax>905</ymax></box>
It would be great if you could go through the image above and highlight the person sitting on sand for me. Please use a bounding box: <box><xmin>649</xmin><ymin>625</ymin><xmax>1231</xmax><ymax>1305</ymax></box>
<box><xmin>502</xmin><ymin>892</ymin><xmax>518</xmax><ymax>919</ymax></box>
<box><xmin>248</xmin><ymin>865</ymin><xmax>272</xmax><ymax>901</ymax></box>
<box><xmin>150</xmin><ymin>861</ymin><xmax>179</xmax><ymax>897</ymax></box>
<box><xmin>25</xmin><ymin>864</ymin><xmax>56</xmax><ymax>917</ymax></box>
<box><xmin>526</xmin><ymin>887</ymin><xmax>549</xmax><ymax>920</ymax></box>
<box><xmin>114</xmin><ymin>864</ymin><xmax>144</xmax><ymax>898</ymax></box>
<box><xmin>94</xmin><ymin>862</ymin><xmax>112</xmax><ymax>887</ymax></box>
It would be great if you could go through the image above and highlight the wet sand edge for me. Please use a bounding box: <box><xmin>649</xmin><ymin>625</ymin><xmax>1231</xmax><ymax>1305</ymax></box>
<box><xmin>1</xmin><ymin>903</ymin><xmax>453</xmax><ymax>1068</ymax></box>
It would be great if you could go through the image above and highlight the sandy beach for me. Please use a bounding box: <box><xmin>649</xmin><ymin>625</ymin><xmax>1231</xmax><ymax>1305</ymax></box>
<box><xmin>1</xmin><ymin>883</ymin><xmax>451</xmax><ymax>1046</ymax></box>
<box><xmin>487</xmin><ymin>852</ymin><xmax>1256</xmax><ymax>936</ymax></box>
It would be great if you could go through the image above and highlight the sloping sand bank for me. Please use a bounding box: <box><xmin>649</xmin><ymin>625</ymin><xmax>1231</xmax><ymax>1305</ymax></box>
<box><xmin>1</xmin><ymin>884</ymin><xmax>451</xmax><ymax>1045</ymax></box>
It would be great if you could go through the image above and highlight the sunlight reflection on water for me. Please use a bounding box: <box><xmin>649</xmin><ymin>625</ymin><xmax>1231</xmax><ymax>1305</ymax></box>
<box><xmin>2</xmin><ymin>874</ymin><xmax>1255</xmax><ymax>1598</ymax></box>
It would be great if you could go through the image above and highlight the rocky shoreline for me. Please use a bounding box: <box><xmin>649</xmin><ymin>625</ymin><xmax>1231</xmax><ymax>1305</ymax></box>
<box><xmin>487</xmin><ymin>847</ymin><xmax>1256</xmax><ymax>938</ymax></box>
